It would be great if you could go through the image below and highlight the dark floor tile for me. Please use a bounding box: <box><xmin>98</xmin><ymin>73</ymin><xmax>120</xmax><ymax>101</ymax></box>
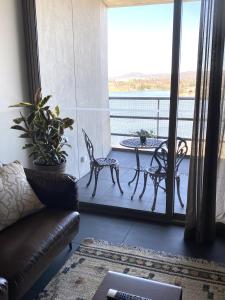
<box><xmin>74</xmin><ymin>212</ymin><xmax>132</xmax><ymax>245</ymax></box>
<box><xmin>124</xmin><ymin>219</ymin><xmax>225</xmax><ymax>264</ymax></box>
<box><xmin>124</xmin><ymin>221</ymin><xmax>184</xmax><ymax>253</ymax></box>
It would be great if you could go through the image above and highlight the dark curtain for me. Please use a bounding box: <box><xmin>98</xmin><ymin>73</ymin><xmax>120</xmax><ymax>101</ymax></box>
<box><xmin>22</xmin><ymin>0</ymin><xmax>41</xmax><ymax>100</ymax></box>
<box><xmin>185</xmin><ymin>0</ymin><xmax>225</xmax><ymax>243</ymax></box>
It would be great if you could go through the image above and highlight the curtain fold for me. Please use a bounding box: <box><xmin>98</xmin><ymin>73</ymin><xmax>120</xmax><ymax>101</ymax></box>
<box><xmin>216</xmin><ymin>54</ymin><xmax>225</xmax><ymax>224</ymax></box>
<box><xmin>185</xmin><ymin>0</ymin><xmax>225</xmax><ymax>243</ymax></box>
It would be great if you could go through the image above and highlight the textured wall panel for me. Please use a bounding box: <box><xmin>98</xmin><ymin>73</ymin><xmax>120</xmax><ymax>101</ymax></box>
<box><xmin>36</xmin><ymin>0</ymin><xmax>110</xmax><ymax>178</ymax></box>
<box><xmin>0</xmin><ymin>0</ymin><xmax>29</xmax><ymax>166</ymax></box>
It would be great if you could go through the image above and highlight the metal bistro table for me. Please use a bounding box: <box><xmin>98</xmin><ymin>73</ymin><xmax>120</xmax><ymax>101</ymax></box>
<box><xmin>120</xmin><ymin>137</ymin><xmax>163</xmax><ymax>199</ymax></box>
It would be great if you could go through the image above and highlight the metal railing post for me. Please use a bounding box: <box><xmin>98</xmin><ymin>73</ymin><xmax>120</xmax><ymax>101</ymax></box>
<box><xmin>157</xmin><ymin>97</ymin><xmax>160</xmax><ymax>139</ymax></box>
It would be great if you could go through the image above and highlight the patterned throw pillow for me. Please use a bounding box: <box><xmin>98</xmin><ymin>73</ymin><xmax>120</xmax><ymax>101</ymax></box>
<box><xmin>0</xmin><ymin>162</ymin><xmax>44</xmax><ymax>231</ymax></box>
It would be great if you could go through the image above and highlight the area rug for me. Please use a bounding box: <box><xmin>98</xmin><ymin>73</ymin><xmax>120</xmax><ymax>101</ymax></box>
<box><xmin>37</xmin><ymin>238</ymin><xmax>225</xmax><ymax>300</ymax></box>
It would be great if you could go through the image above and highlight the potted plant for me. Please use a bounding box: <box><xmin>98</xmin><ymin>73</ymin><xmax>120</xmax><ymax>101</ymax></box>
<box><xmin>135</xmin><ymin>129</ymin><xmax>155</xmax><ymax>145</ymax></box>
<box><xmin>10</xmin><ymin>89</ymin><xmax>74</xmax><ymax>173</ymax></box>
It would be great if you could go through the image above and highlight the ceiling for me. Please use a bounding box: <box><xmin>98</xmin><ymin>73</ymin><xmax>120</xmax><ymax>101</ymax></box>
<box><xmin>103</xmin><ymin>0</ymin><xmax>196</xmax><ymax>7</ymax></box>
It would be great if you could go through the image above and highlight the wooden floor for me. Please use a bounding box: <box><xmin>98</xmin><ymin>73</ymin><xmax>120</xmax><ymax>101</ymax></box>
<box><xmin>78</xmin><ymin>150</ymin><xmax>190</xmax><ymax>215</ymax></box>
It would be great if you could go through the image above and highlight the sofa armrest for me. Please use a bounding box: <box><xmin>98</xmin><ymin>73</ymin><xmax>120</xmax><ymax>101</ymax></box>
<box><xmin>0</xmin><ymin>277</ymin><xmax>8</xmax><ymax>300</ymax></box>
<box><xmin>24</xmin><ymin>168</ymin><xmax>79</xmax><ymax>211</ymax></box>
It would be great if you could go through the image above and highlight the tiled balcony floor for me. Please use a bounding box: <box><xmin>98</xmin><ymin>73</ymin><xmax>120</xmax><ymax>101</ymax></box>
<box><xmin>78</xmin><ymin>150</ymin><xmax>189</xmax><ymax>215</ymax></box>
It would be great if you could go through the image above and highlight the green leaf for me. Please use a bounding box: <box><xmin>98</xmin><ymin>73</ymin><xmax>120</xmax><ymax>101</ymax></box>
<box><xmin>19</xmin><ymin>112</ymin><xmax>29</xmax><ymax>129</ymax></box>
<box><xmin>27</xmin><ymin>112</ymin><xmax>36</xmax><ymax>125</ymax></box>
<box><xmin>61</xmin><ymin>151</ymin><xmax>68</xmax><ymax>156</ymax></box>
<box><xmin>40</xmin><ymin>110</ymin><xmax>49</xmax><ymax>122</ymax></box>
<box><xmin>29</xmin><ymin>152</ymin><xmax>37</xmax><ymax>158</ymax></box>
<box><xmin>19</xmin><ymin>133</ymin><xmax>31</xmax><ymax>138</ymax></box>
<box><xmin>55</xmin><ymin>106</ymin><xmax>60</xmax><ymax>116</ymax></box>
<box><xmin>9</xmin><ymin>102</ymin><xmax>33</xmax><ymax>108</ymax></box>
<box><xmin>43</xmin><ymin>106</ymin><xmax>50</xmax><ymax>111</ymax></box>
<box><xmin>22</xmin><ymin>144</ymin><xmax>34</xmax><ymax>149</ymax></box>
<box><xmin>49</xmin><ymin>110</ymin><xmax>56</xmax><ymax>119</ymax></box>
<box><xmin>13</xmin><ymin>117</ymin><xmax>23</xmax><ymax>124</ymax></box>
<box><xmin>39</xmin><ymin>95</ymin><xmax>51</xmax><ymax>107</ymax></box>
<box><xmin>63</xmin><ymin>118</ymin><xmax>74</xmax><ymax>128</ymax></box>
<box><xmin>11</xmin><ymin>125</ymin><xmax>27</xmax><ymax>131</ymax></box>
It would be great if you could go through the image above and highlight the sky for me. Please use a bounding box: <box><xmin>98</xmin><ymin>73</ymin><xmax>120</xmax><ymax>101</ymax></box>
<box><xmin>108</xmin><ymin>1</ymin><xmax>201</xmax><ymax>78</ymax></box>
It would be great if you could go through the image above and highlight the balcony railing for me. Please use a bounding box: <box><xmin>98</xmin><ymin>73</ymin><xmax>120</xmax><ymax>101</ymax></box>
<box><xmin>109</xmin><ymin>96</ymin><xmax>195</xmax><ymax>147</ymax></box>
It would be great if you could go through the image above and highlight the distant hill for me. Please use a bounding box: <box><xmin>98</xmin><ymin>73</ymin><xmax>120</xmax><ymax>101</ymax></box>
<box><xmin>110</xmin><ymin>71</ymin><xmax>196</xmax><ymax>81</ymax></box>
<box><xmin>109</xmin><ymin>71</ymin><xmax>197</xmax><ymax>96</ymax></box>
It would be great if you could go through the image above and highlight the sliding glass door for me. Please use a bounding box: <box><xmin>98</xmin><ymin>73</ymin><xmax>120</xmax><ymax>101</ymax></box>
<box><xmin>108</xmin><ymin>0</ymin><xmax>201</xmax><ymax>220</ymax></box>
<box><xmin>109</xmin><ymin>2</ymin><xmax>174</xmax><ymax>215</ymax></box>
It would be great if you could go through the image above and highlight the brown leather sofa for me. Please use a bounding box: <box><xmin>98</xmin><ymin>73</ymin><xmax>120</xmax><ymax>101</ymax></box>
<box><xmin>0</xmin><ymin>169</ymin><xmax>80</xmax><ymax>300</ymax></box>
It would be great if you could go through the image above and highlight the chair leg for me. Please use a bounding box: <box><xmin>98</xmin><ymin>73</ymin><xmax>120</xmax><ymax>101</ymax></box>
<box><xmin>128</xmin><ymin>170</ymin><xmax>137</xmax><ymax>186</ymax></box>
<box><xmin>110</xmin><ymin>166</ymin><xmax>115</xmax><ymax>184</ymax></box>
<box><xmin>176</xmin><ymin>175</ymin><xmax>184</xmax><ymax>208</ymax></box>
<box><xmin>69</xmin><ymin>242</ymin><xmax>72</xmax><ymax>251</ymax></box>
<box><xmin>159</xmin><ymin>181</ymin><xmax>166</xmax><ymax>192</ymax></box>
<box><xmin>151</xmin><ymin>177</ymin><xmax>159</xmax><ymax>211</ymax></box>
<box><xmin>86</xmin><ymin>166</ymin><xmax>94</xmax><ymax>187</ymax></box>
<box><xmin>92</xmin><ymin>167</ymin><xmax>100</xmax><ymax>197</ymax></box>
<box><xmin>115</xmin><ymin>167</ymin><xmax>123</xmax><ymax>194</ymax></box>
<box><xmin>139</xmin><ymin>173</ymin><xmax>148</xmax><ymax>199</ymax></box>
<box><xmin>131</xmin><ymin>170</ymin><xmax>140</xmax><ymax>200</ymax></box>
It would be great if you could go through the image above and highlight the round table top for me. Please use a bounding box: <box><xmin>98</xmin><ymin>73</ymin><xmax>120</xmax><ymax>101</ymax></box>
<box><xmin>120</xmin><ymin>137</ymin><xmax>163</xmax><ymax>149</ymax></box>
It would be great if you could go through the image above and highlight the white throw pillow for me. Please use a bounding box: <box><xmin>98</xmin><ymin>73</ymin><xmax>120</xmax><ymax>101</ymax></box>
<box><xmin>0</xmin><ymin>161</ymin><xmax>44</xmax><ymax>231</ymax></box>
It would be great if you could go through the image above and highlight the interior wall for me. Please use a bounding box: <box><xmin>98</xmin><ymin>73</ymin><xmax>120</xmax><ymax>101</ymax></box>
<box><xmin>36</xmin><ymin>0</ymin><xmax>111</xmax><ymax>179</ymax></box>
<box><xmin>0</xmin><ymin>0</ymin><xmax>29</xmax><ymax>166</ymax></box>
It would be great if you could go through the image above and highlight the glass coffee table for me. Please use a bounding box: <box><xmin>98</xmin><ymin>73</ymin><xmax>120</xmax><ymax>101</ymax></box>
<box><xmin>120</xmin><ymin>137</ymin><xmax>163</xmax><ymax>199</ymax></box>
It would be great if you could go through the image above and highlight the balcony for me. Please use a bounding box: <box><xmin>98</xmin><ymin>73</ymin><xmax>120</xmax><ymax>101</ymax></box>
<box><xmin>109</xmin><ymin>96</ymin><xmax>194</xmax><ymax>151</ymax></box>
<box><xmin>78</xmin><ymin>96</ymin><xmax>193</xmax><ymax>218</ymax></box>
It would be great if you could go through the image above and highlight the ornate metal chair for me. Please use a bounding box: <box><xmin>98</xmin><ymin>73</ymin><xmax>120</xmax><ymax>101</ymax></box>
<box><xmin>139</xmin><ymin>138</ymin><xmax>188</xmax><ymax>211</ymax></box>
<box><xmin>82</xmin><ymin>129</ymin><xmax>123</xmax><ymax>197</ymax></box>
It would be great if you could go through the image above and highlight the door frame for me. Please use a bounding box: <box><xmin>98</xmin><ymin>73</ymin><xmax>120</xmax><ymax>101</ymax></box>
<box><xmin>166</xmin><ymin>0</ymin><xmax>183</xmax><ymax>220</ymax></box>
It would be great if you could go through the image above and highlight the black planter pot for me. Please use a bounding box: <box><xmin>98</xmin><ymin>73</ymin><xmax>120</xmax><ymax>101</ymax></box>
<box><xmin>33</xmin><ymin>159</ymin><xmax>66</xmax><ymax>173</ymax></box>
<box><xmin>140</xmin><ymin>136</ymin><xmax>146</xmax><ymax>145</ymax></box>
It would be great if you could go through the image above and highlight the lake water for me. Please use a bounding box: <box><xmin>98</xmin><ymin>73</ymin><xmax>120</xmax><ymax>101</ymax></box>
<box><xmin>109</xmin><ymin>91</ymin><xmax>194</xmax><ymax>145</ymax></box>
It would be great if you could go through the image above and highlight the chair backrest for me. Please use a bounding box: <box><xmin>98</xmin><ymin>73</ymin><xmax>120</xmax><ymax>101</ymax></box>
<box><xmin>175</xmin><ymin>138</ymin><xmax>188</xmax><ymax>171</ymax></box>
<box><xmin>82</xmin><ymin>129</ymin><xmax>95</xmax><ymax>162</ymax></box>
<box><xmin>152</xmin><ymin>137</ymin><xmax>188</xmax><ymax>173</ymax></box>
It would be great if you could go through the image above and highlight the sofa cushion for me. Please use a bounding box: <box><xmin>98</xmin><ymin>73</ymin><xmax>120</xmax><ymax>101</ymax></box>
<box><xmin>0</xmin><ymin>162</ymin><xmax>44</xmax><ymax>232</ymax></box>
<box><xmin>24</xmin><ymin>168</ymin><xmax>78</xmax><ymax>210</ymax></box>
<box><xmin>0</xmin><ymin>208</ymin><xmax>79</xmax><ymax>300</ymax></box>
